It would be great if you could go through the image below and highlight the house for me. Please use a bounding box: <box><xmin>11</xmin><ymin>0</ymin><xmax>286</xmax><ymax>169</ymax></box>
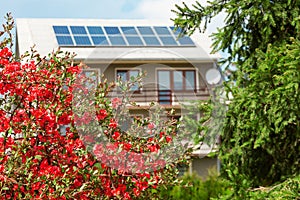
<box><xmin>15</xmin><ymin>18</ymin><xmax>221</xmax><ymax>178</ymax></box>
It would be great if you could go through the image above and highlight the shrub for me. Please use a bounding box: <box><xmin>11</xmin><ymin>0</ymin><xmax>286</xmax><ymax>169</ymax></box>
<box><xmin>157</xmin><ymin>168</ymin><xmax>231</xmax><ymax>200</ymax></box>
<box><xmin>0</xmin><ymin>13</ymin><xmax>191</xmax><ymax>199</ymax></box>
<box><xmin>246</xmin><ymin>175</ymin><xmax>300</xmax><ymax>200</ymax></box>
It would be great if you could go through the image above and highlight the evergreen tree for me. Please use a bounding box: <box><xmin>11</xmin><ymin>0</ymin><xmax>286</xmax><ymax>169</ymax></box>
<box><xmin>173</xmin><ymin>1</ymin><xmax>300</xmax><ymax>197</ymax></box>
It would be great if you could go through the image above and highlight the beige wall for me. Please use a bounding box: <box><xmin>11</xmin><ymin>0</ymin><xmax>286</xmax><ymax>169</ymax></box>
<box><xmin>85</xmin><ymin>61</ymin><xmax>214</xmax><ymax>117</ymax></box>
<box><xmin>87</xmin><ymin>62</ymin><xmax>214</xmax><ymax>93</ymax></box>
<box><xmin>190</xmin><ymin>157</ymin><xmax>218</xmax><ymax>178</ymax></box>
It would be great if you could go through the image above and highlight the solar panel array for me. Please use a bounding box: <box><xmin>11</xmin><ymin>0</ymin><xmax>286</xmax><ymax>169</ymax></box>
<box><xmin>53</xmin><ymin>26</ymin><xmax>195</xmax><ymax>47</ymax></box>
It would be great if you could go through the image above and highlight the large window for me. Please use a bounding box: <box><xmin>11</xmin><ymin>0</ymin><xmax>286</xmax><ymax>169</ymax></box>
<box><xmin>116</xmin><ymin>69</ymin><xmax>140</xmax><ymax>91</ymax></box>
<box><xmin>157</xmin><ymin>70</ymin><xmax>196</xmax><ymax>91</ymax></box>
<box><xmin>157</xmin><ymin>69</ymin><xmax>196</xmax><ymax>104</ymax></box>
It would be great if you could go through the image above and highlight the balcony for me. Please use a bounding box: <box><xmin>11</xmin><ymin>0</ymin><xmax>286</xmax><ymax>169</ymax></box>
<box><xmin>108</xmin><ymin>87</ymin><xmax>210</xmax><ymax>108</ymax></box>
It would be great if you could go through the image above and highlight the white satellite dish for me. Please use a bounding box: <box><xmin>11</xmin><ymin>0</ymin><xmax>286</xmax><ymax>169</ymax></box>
<box><xmin>205</xmin><ymin>68</ymin><xmax>221</xmax><ymax>85</ymax></box>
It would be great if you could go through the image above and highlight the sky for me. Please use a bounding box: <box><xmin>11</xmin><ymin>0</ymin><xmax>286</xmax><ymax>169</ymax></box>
<box><xmin>0</xmin><ymin>0</ymin><xmax>224</xmax><ymax>35</ymax></box>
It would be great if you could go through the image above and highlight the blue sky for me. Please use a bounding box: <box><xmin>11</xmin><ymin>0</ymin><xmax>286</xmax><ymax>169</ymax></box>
<box><xmin>0</xmin><ymin>0</ymin><xmax>142</xmax><ymax>20</ymax></box>
<box><xmin>0</xmin><ymin>0</ymin><xmax>224</xmax><ymax>34</ymax></box>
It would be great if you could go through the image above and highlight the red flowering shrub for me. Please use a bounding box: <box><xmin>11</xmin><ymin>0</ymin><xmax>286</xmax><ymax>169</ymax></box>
<box><xmin>0</xmin><ymin>14</ymin><xmax>191</xmax><ymax>199</ymax></box>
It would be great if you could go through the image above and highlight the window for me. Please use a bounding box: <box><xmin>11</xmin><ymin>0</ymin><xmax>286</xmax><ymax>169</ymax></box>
<box><xmin>158</xmin><ymin>70</ymin><xmax>196</xmax><ymax>91</ymax></box>
<box><xmin>81</xmin><ymin>69</ymin><xmax>100</xmax><ymax>89</ymax></box>
<box><xmin>116</xmin><ymin>70</ymin><xmax>140</xmax><ymax>91</ymax></box>
<box><xmin>157</xmin><ymin>70</ymin><xmax>196</xmax><ymax>104</ymax></box>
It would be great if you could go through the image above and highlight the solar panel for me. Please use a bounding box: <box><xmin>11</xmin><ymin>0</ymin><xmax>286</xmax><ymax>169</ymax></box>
<box><xmin>104</xmin><ymin>27</ymin><xmax>120</xmax><ymax>35</ymax></box>
<box><xmin>159</xmin><ymin>36</ymin><xmax>178</xmax><ymax>46</ymax></box>
<box><xmin>125</xmin><ymin>36</ymin><xmax>144</xmax><ymax>46</ymax></box>
<box><xmin>143</xmin><ymin>36</ymin><xmax>161</xmax><ymax>46</ymax></box>
<box><xmin>91</xmin><ymin>36</ymin><xmax>109</xmax><ymax>45</ymax></box>
<box><xmin>154</xmin><ymin>27</ymin><xmax>171</xmax><ymax>35</ymax></box>
<box><xmin>53</xmin><ymin>26</ymin><xmax>70</xmax><ymax>34</ymax></box>
<box><xmin>121</xmin><ymin>27</ymin><xmax>138</xmax><ymax>35</ymax></box>
<box><xmin>137</xmin><ymin>27</ymin><xmax>154</xmax><ymax>35</ymax></box>
<box><xmin>74</xmin><ymin>36</ymin><xmax>91</xmax><ymax>45</ymax></box>
<box><xmin>53</xmin><ymin>25</ymin><xmax>195</xmax><ymax>47</ymax></box>
<box><xmin>70</xmin><ymin>26</ymin><xmax>87</xmax><ymax>34</ymax></box>
<box><xmin>56</xmin><ymin>36</ymin><xmax>73</xmax><ymax>45</ymax></box>
<box><xmin>108</xmin><ymin>36</ymin><xmax>126</xmax><ymax>45</ymax></box>
<box><xmin>178</xmin><ymin>36</ymin><xmax>195</xmax><ymax>46</ymax></box>
<box><xmin>169</xmin><ymin>27</ymin><xmax>196</xmax><ymax>46</ymax></box>
<box><xmin>87</xmin><ymin>26</ymin><xmax>104</xmax><ymax>35</ymax></box>
<box><xmin>170</xmin><ymin>26</ymin><xmax>182</xmax><ymax>35</ymax></box>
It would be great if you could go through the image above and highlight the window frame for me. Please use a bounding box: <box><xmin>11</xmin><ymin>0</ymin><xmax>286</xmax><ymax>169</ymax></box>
<box><xmin>156</xmin><ymin>69</ymin><xmax>197</xmax><ymax>105</ymax></box>
<box><xmin>157</xmin><ymin>69</ymin><xmax>197</xmax><ymax>92</ymax></box>
<box><xmin>81</xmin><ymin>68</ymin><xmax>101</xmax><ymax>87</ymax></box>
<box><xmin>115</xmin><ymin>68</ymin><xmax>142</xmax><ymax>93</ymax></box>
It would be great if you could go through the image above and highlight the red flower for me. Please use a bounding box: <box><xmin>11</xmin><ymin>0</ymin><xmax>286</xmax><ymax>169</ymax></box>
<box><xmin>147</xmin><ymin>144</ymin><xmax>160</xmax><ymax>152</ymax></box>
<box><xmin>148</xmin><ymin>122</ymin><xmax>155</xmax><ymax>130</ymax></box>
<box><xmin>111</xmin><ymin>184</ymin><xmax>126</xmax><ymax>196</ymax></box>
<box><xmin>58</xmin><ymin>112</ymin><xmax>72</xmax><ymax>125</ymax></box>
<box><xmin>0</xmin><ymin>117</ymin><xmax>9</xmax><ymax>132</ymax></box>
<box><xmin>96</xmin><ymin>109</ymin><xmax>107</xmax><ymax>120</ymax></box>
<box><xmin>31</xmin><ymin>182</ymin><xmax>41</xmax><ymax>191</ymax></box>
<box><xmin>73</xmin><ymin>178</ymin><xmax>82</xmax><ymax>188</ymax></box>
<box><xmin>0</xmin><ymin>165</ymin><xmax>4</xmax><ymax>173</ymax></box>
<box><xmin>133</xmin><ymin>188</ymin><xmax>140</xmax><ymax>197</ymax></box>
<box><xmin>67</xmin><ymin>65</ymin><xmax>81</xmax><ymax>74</ymax></box>
<box><xmin>166</xmin><ymin>136</ymin><xmax>172</xmax><ymax>143</ymax></box>
<box><xmin>159</xmin><ymin>131</ymin><xmax>165</xmax><ymax>138</ymax></box>
<box><xmin>124</xmin><ymin>192</ymin><xmax>131</xmax><ymax>200</ymax></box>
<box><xmin>111</xmin><ymin>97</ymin><xmax>122</xmax><ymax>109</ymax></box>
<box><xmin>123</xmin><ymin>142</ymin><xmax>132</xmax><ymax>151</ymax></box>
<box><xmin>136</xmin><ymin>181</ymin><xmax>148</xmax><ymax>191</ymax></box>
<box><xmin>112</xmin><ymin>131</ymin><xmax>121</xmax><ymax>140</ymax></box>
<box><xmin>5</xmin><ymin>136</ymin><xmax>14</xmax><ymax>148</ymax></box>
<box><xmin>109</xmin><ymin>118</ymin><xmax>118</xmax><ymax>129</ymax></box>
<box><xmin>0</xmin><ymin>47</ymin><xmax>12</xmax><ymax>58</ymax></box>
<box><xmin>0</xmin><ymin>58</ymin><xmax>8</xmax><ymax>65</ymax></box>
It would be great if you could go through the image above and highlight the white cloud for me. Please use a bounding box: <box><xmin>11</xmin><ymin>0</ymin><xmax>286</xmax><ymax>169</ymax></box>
<box><xmin>132</xmin><ymin>0</ymin><xmax>225</xmax><ymax>34</ymax></box>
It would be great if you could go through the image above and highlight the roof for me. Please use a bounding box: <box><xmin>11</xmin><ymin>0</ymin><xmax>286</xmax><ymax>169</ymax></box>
<box><xmin>16</xmin><ymin>18</ymin><xmax>220</xmax><ymax>63</ymax></box>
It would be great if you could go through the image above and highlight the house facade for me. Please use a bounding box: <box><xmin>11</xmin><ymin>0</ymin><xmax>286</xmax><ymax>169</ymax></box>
<box><xmin>15</xmin><ymin>18</ymin><xmax>221</xmax><ymax>178</ymax></box>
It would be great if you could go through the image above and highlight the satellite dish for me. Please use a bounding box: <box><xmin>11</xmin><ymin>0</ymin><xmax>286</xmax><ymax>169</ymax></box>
<box><xmin>205</xmin><ymin>68</ymin><xmax>221</xmax><ymax>85</ymax></box>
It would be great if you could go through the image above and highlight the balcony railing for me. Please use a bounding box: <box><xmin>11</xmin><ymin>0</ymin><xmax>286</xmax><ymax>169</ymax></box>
<box><xmin>108</xmin><ymin>87</ymin><xmax>210</xmax><ymax>106</ymax></box>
